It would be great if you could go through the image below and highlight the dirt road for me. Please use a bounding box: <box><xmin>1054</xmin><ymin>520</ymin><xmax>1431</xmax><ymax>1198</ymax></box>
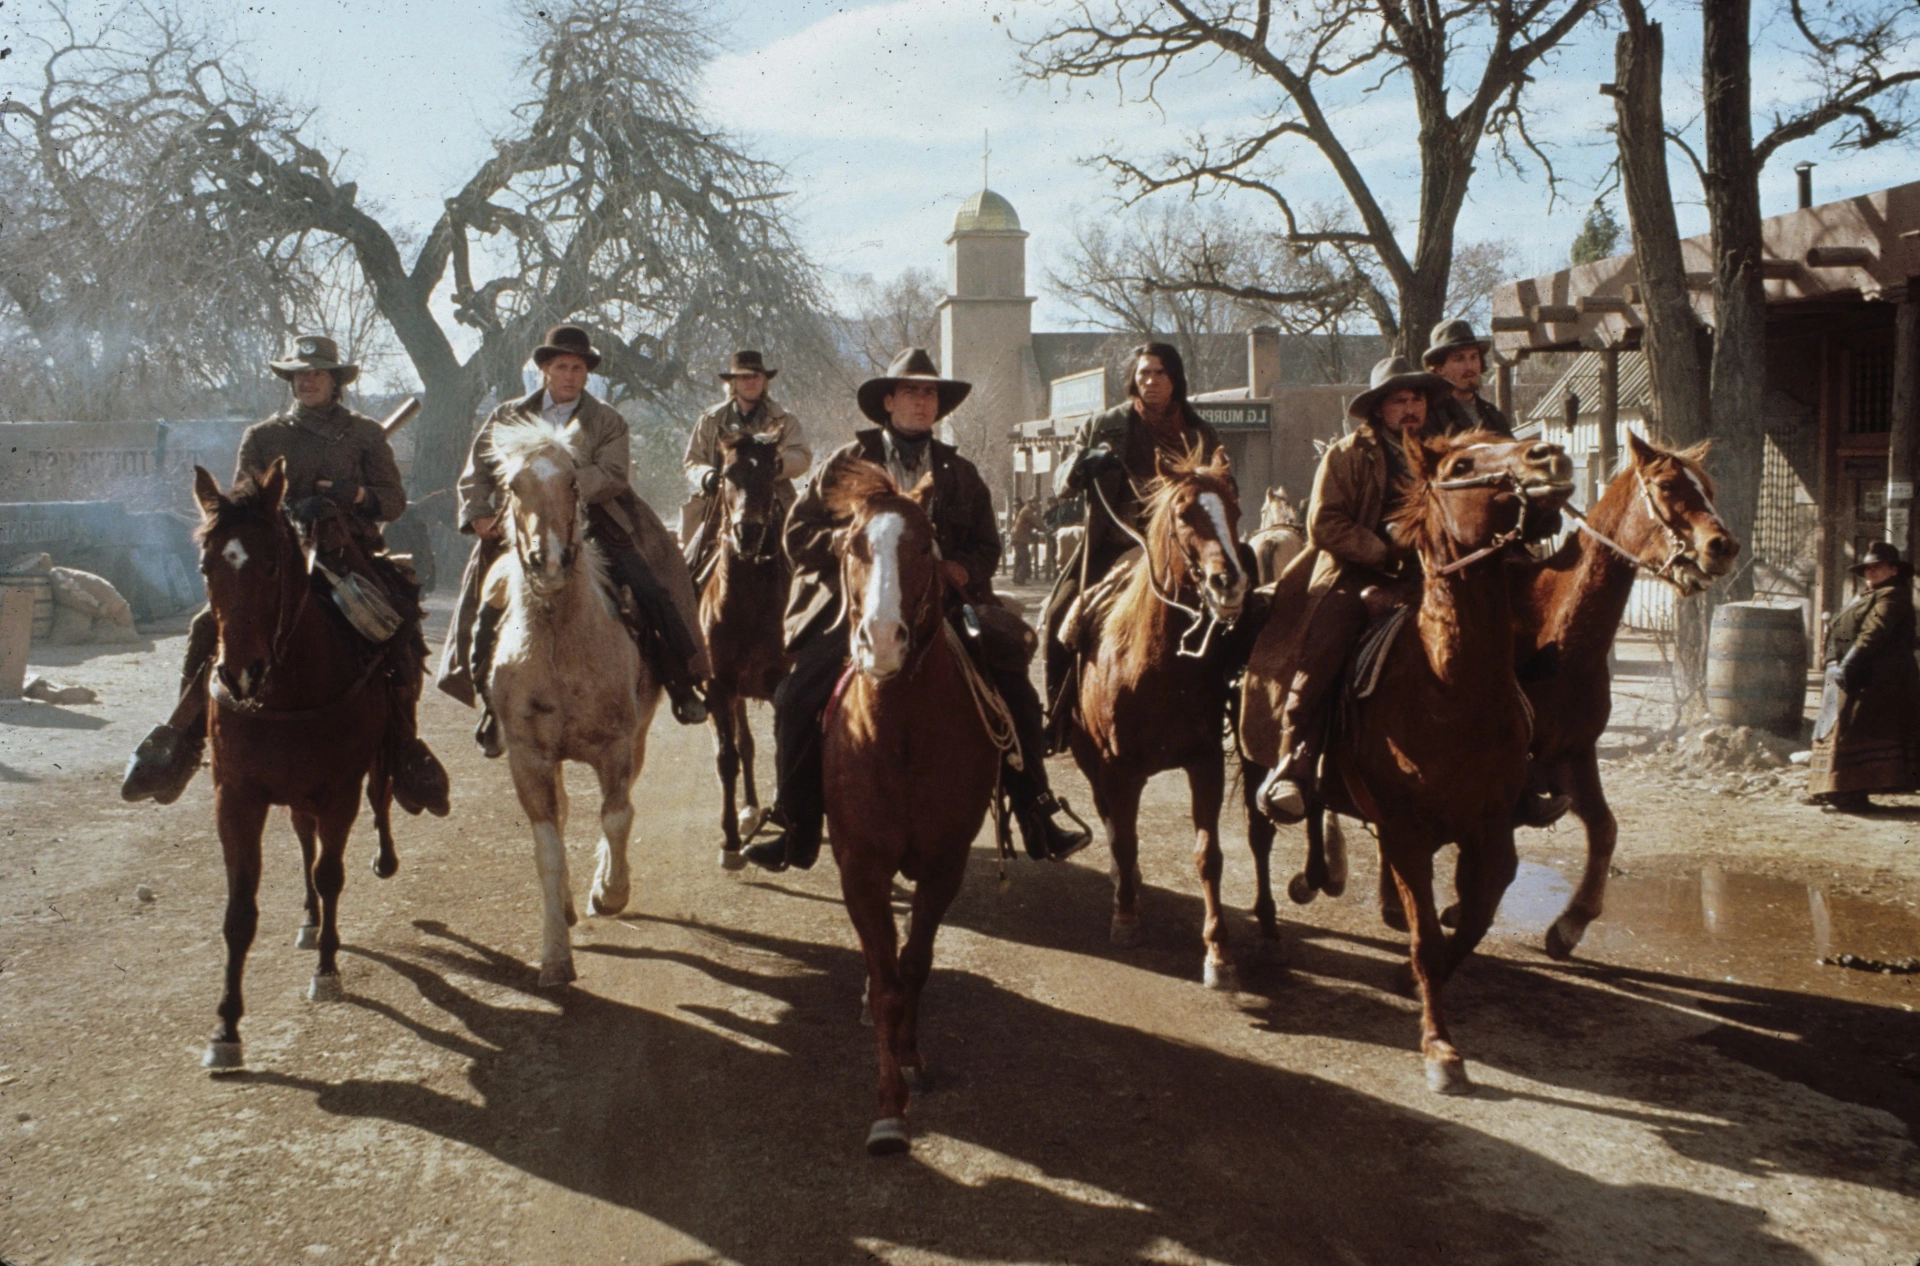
<box><xmin>2</xmin><ymin>600</ymin><xmax>1917</xmax><ymax>1265</ymax></box>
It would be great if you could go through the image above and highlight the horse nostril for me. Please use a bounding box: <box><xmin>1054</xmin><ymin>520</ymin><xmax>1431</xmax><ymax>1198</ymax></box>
<box><xmin>1712</xmin><ymin>535</ymin><xmax>1739</xmax><ymax>558</ymax></box>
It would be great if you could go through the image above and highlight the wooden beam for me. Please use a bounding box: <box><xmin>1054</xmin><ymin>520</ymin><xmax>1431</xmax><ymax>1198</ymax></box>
<box><xmin>1806</xmin><ymin>245</ymin><xmax>1876</xmax><ymax>268</ymax></box>
<box><xmin>1532</xmin><ymin>304</ymin><xmax>1581</xmax><ymax>323</ymax></box>
<box><xmin>1490</xmin><ymin>314</ymin><xmax>1535</xmax><ymax>332</ymax></box>
<box><xmin>1577</xmin><ymin>295</ymin><xmax>1635</xmax><ymax>314</ymax></box>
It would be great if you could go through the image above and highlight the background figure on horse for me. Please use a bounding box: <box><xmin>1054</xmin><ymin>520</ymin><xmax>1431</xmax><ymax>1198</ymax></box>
<box><xmin>439</xmin><ymin>324</ymin><xmax>710</xmax><ymax>744</ymax></box>
<box><xmin>1059</xmin><ymin>442</ymin><xmax>1253</xmax><ymax>985</ymax></box>
<box><xmin>680</xmin><ymin>349</ymin><xmax>811</xmax><ymax>576</ymax></box>
<box><xmin>1246</xmin><ymin>355</ymin><xmax>1564</xmax><ymax>830</ymax></box>
<box><xmin>1042</xmin><ymin>343</ymin><xmax>1222</xmax><ymax>749</ymax></box>
<box><xmin>122</xmin><ymin>334</ymin><xmax>448</xmax><ymax>819</ymax></box>
<box><xmin>700</xmin><ymin>430</ymin><xmax>794</xmax><ymax>866</ymax></box>
<box><xmin>809</xmin><ymin>453</ymin><xmax>1004</xmax><ymax>1155</ymax></box>
<box><xmin>1247</xmin><ymin>486</ymin><xmax>1306</xmax><ymax>586</ymax></box>
<box><xmin>1423</xmin><ymin>319</ymin><xmax>1516</xmax><ymax>437</ymax></box>
<box><xmin>742</xmin><ymin>347</ymin><xmax>1090</xmax><ymax>873</ymax></box>
<box><xmin>189</xmin><ymin>459</ymin><xmax>410</xmax><ymax>1069</ymax></box>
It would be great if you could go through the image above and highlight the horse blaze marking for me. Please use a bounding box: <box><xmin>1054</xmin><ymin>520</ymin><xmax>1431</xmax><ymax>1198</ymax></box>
<box><xmin>864</xmin><ymin>512</ymin><xmax>906</xmax><ymax>631</ymax></box>
<box><xmin>531</xmin><ymin>456</ymin><xmax>561</xmax><ymax>480</ymax></box>
<box><xmin>1199</xmin><ymin>493</ymin><xmax>1241</xmax><ymax>580</ymax></box>
<box><xmin>222</xmin><ymin>539</ymin><xmax>249</xmax><ymax>571</ymax></box>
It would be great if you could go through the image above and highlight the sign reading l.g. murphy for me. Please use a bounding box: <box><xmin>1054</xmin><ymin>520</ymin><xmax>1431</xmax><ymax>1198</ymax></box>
<box><xmin>1193</xmin><ymin>401</ymin><xmax>1271</xmax><ymax>431</ymax></box>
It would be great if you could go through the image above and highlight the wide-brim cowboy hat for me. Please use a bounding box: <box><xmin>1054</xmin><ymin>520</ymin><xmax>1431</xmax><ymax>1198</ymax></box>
<box><xmin>1348</xmin><ymin>355</ymin><xmax>1451</xmax><ymax>420</ymax></box>
<box><xmin>718</xmin><ymin>349</ymin><xmax>778</xmax><ymax>381</ymax></box>
<box><xmin>270</xmin><ymin>334</ymin><xmax>359</xmax><ymax>385</ymax></box>
<box><xmin>532</xmin><ymin>324</ymin><xmax>602</xmax><ymax>371</ymax></box>
<box><xmin>857</xmin><ymin>347</ymin><xmax>971</xmax><ymax>425</ymax></box>
<box><xmin>1421</xmin><ymin>318</ymin><xmax>1493</xmax><ymax>368</ymax></box>
<box><xmin>1849</xmin><ymin>540</ymin><xmax>1915</xmax><ymax>578</ymax></box>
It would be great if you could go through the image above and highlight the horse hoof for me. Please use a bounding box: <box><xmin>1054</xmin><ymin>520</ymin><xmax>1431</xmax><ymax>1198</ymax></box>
<box><xmin>1425</xmin><ymin>1055</ymin><xmax>1473</xmax><ymax>1096</ymax></box>
<box><xmin>1381</xmin><ymin>906</ymin><xmax>1409</xmax><ymax>933</ymax></box>
<box><xmin>1545</xmin><ymin>915</ymin><xmax>1586</xmax><ymax>961</ymax></box>
<box><xmin>372</xmin><ymin>852</ymin><xmax>398</xmax><ymax>880</ymax></box>
<box><xmin>737</xmin><ymin>806</ymin><xmax>765</xmax><ymax>838</ymax></box>
<box><xmin>1287</xmin><ymin>872</ymin><xmax>1317</xmax><ymax>905</ymax></box>
<box><xmin>539</xmin><ymin>961</ymin><xmax>577</xmax><ymax>989</ymax></box>
<box><xmin>1110</xmin><ymin>916</ymin><xmax>1143</xmax><ymax>948</ymax></box>
<box><xmin>866</xmin><ymin>1117</ymin><xmax>911</xmax><ymax>1156</ymax></box>
<box><xmin>308</xmin><ymin>973</ymin><xmax>344</xmax><ymax>1003</ymax></box>
<box><xmin>202</xmin><ymin>1040</ymin><xmax>243</xmax><ymax>1070</ymax></box>
<box><xmin>563</xmin><ymin>902</ymin><xmax>578</xmax><ymax>929</ymax></box>
<box><xmin>1439</xmin><ymin>902</ymin><xmax>1461</xmax><ymax>930</ymax></box>
<box><xmin>589</xmin><ymin>886</ymin><xmax>629</xmax><ymax>917</ymax></box>
<box><xmin>1202</xmin><ymin>958</ymin><xmax>1239</xmax><ymax>992</ymax></box>
<box><xmin>902</xmin><ymin>1064</ymin><xmax>929</xmax><ymax>1092</ymax></box>
<box><xmin>719</xmin><ymin>847</ymin><xmax>748</xmax><ymax>872</ymax></box>
<box><xmin>294</xmin><ymin>924</ymin><xmax>318</xmax><ymax>950</ymax></box>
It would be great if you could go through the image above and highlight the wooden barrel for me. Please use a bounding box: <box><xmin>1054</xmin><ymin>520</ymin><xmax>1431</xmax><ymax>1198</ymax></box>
<box><xmin>0</xmin><ymin>574</ymin><xmax>55</xmax><ymax>642</ymax></box>
<box><xmin>1706</xmin><ymin>601</ymin><xmax>1808</xmax><ymax>735</ymax></box>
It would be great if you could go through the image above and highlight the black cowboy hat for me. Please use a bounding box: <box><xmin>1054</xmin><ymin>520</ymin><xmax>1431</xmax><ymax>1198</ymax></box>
<box><xmin>1347</xmin><ymin>355</ymin><xmax>1450</xmax><ymax>420</ymax></box>
<box><xmin>857</xmin><ymin>347</ymin><xmax>971</xmax><ymax>425</ymax></box>
<box><xmin>532</xmin><ymin>324</ymin><xmax>602</xmax><ymax>371</ymax></box>
<box><xmin>1421</xmin><ymin>318</ymin><xmax>1493</xmax><ymax>369</ymax></box>
<box><xmin>718</xmin><ymin>349</ymin><xmax>778</xmax><ymax>381</ymax></box>
<box><xmin>270</xmin><ymin>334</ymin><xmax>359</xmax><ymax>385</ymax></box>
<box><xmin>1849</xmin><ymin>540</ymin><xmax>1914</xmax><ymax>578</ymax></box>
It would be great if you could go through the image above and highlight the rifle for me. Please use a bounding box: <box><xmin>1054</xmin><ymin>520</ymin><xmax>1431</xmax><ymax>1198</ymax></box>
<box><xmin>379</xmin><ymin>396</ymin><xmax>421</xmax><ymax>435</ymax></box>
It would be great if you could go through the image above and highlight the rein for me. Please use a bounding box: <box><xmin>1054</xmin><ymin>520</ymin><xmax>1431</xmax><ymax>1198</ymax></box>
<box><xmin>211</xmin><ymin>647</ymin><xmax>387</xmax><ymax>719</ymax></box>
<box><xmin>1089</xmin><ymin>476</ymin><xmax>1234</xmax><ymax>659</ymax></box>
<box><xmin>1422</xmin><ymin>470</ymin><xmax>1529</xmax><ymax>578</ymax></box>
<box><xmin>1559</xmin><ymin>464</ymin><xmax>1717</xmax><ymax>591</ymax></box>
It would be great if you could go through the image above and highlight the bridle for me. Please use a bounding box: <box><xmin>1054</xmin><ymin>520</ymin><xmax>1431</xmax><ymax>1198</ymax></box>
<box><xmin>721</xmin><ymin>455</ymin><xmax>784</xmax><ymax>565</ymax></box>
<box><xmin>1090</xmin><ymin>476</ymin><xmax>1241</xmax><ymax>658</ymax></box>
<box><xmin>505</xmin><ymin>456</ymin><xmax>583</xmax><ymax>603</ymax></box>
<box><xmin>1561</xmin><ymin>462</ymin><xmax>1721</xmax><ymax>591</ymax></box>
<box><xmin>1418</xmin><ymin>469</ymin><xmax>1539</xmax><ymax>578</ymax></box>
<box><xmin>835</xmin><ymin>509</ymin><xmax>946</xmax><ymax>678</ymax></box>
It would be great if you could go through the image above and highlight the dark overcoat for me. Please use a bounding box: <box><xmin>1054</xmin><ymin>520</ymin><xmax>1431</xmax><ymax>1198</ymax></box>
<box><xmin>1809</xmin><ymin>575</ymin><xmax>1920</xmax><ymax>796</ymax></box>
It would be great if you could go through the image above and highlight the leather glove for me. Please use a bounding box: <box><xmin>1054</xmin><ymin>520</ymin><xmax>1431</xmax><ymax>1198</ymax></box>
<box><xmin>700</xmin><ymin>467</ymin><xmax>721</xmax><ymax>496</ymax></box>
<box><xmin>1840</xmin><ymin>647</ymin><xmax>1870</xmax><ymax>692</ymax></box>
<box><xmin>1078</xmin><ymin>444</ymin><xmax>1121</xmax><ymax>481</ymax></box>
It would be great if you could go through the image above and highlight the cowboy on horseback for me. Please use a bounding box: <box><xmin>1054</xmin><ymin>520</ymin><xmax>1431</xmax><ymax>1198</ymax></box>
<box><xmin>121</xmin><ymin>335</ymin><xmax>450</xmax><ymax>816</ymax></box>
<box><xmin>742</xmin><ymin>347</ymin><xmax>1092</xmax><ymax>873</ymax></box>
<box><xmin>1423</xmin><ymin>319</ymin><xmax>1515</xmax><ymax>438</ymax></box>
<box><xmin>440</xmin><ymin>324</ymin><xmax>711</xmax><ymax>744</ymax></box>
<box><xmin>1252</xmin><ymin>355</ymin><xmax>1565</xmax><ymax>826</ymax></box>
<box><xmin>681</xmin><ymin>350</ymin><xmax>811</xmax><ymax>573</ymax></box>
<box><xmin>1041</xmin><ymin>343</ymin><xmax>1224</xmax><ymax>746</ymax></box>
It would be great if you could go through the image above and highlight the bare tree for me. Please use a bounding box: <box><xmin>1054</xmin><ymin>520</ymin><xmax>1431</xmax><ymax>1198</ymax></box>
<box><xmin>845</xmin><ymin>267</ymin><xmax>943</xmax><ymax>377</ymax></box>
<box><xmin>1021</xmin><ymin>0</ymin><xmax>1599</xmax><ymax>356</ymax></box>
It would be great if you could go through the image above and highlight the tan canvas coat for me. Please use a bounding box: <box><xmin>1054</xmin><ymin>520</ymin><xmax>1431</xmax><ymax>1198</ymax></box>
<box><xmin>1239</xmin><ymin>420</ymin><xmax>1397</xmax><ymax>765</ymax></box>
<box><xmin>679</xmin><ymin>397</ymin><xmax>811</xmax><ymax>540</ymax></box>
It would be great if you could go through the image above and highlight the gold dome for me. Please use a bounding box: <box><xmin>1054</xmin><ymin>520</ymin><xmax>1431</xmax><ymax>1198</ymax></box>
<box><xmin>953</xmin><ymin>189</ymin><xmax>1022</xmax><ymax>233</ymax></box>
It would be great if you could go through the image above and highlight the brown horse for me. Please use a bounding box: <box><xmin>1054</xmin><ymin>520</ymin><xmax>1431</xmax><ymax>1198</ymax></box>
<box><xmin>192</xmin><ymin>462</ymin><xmax>398</xmax><ymax>1070</ymax></box>
<box><xmin>1066</xmin><ymin>446</ymin><xmax>1251</xmax><ymax>986</ymax></box>
<box><xmin>1513</xmin><ymin>432</ymin><xmax>1737</xmax><ymax>957</ymax></box>
<box><xmin>700</xmin><ymin>433</ymin><xmax>792</xmax><ymax>868</ymax></box>
<box><xmin>818</xmin><ymin>455</ymin><xmax>1001</xmax><ymax>1156</ymax></box>
<box><xmin>1288</xmin><ymin>431</ymin><xmax>1572</xmax><ymax>1093</ymax></box>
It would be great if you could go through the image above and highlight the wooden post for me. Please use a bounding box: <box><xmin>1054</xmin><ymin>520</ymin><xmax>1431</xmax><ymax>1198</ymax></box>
<box><xmin>1599</xmin><ymin>344</ymin><xmax>1621</xmax><ymax>478</ymax></box>
<box><xmin>1495</xmin><ymin>359</ymin><xmax>1514</xmax><ymax>418</ymax></box>
<box><xmin>1887</xmin><ymin>288</ymin><xmax>1920</xmax><ymax>561</ymax></box>
<box><xmin>0</xmin><ymin>585</ymin><xmax>32</xmax><ymax>699</ymax></box>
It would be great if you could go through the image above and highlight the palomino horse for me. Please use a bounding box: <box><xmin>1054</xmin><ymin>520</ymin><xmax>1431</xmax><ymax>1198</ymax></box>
<box><xmin>191</xmin><ymin>462</ymin><xmax>399</xmax><ymax>1069</ymax></box>
<box><xmin>1246</xmin><ymin>487</ymin><xmax>1306</xmax><ymax>585</ymax></box>
<box><xmin>485</xmin><ymin>420</ymin><xmax>659</xmax><ymax>987</ymax></box>
<box><xmin>1513</xmin><ymin>433</ymin><xmax>1737</xmax><ymax>957</ymax></box>
<box><xmin>700</xmin><ymin>433</ymin><xmax>791</xmax><ymax>868</ymax></box>
<box><xmin>1287</xmin><ymin>430</ymin><xmax>1572</xmax><ymax>1093</ymax></box>
<box><xmin>817</xmin><ymin>455</ymin><xmax>1001</xmax><ymax>1156</ymax></box>
<box><xmin>1066</xmin><ymin>446</ymin><xmax>1251</xmax><ymax>986</ymax></box>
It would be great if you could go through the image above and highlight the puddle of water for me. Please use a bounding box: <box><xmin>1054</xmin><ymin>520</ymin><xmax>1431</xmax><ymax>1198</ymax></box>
<box><xmin>1493</xmin><ymin>860</ymin><xmax>1920</xmax><ymax>997</ymax></box>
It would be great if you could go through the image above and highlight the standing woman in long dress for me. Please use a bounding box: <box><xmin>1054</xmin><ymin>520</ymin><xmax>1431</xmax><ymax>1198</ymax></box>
<box><xmin>1807</xmin><ymin>542</ymin><xmax>1920</xmax><ymax>812</ymax></box>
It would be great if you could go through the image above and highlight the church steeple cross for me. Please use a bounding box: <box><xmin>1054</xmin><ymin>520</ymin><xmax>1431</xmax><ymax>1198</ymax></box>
<box><xmin>983</xmin><ymin>128</ymin><xmax>991</xmax><ymax>190</ymax></box>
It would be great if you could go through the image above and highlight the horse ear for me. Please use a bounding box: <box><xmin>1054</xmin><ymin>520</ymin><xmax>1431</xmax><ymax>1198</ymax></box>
<box><xmin>1155</xmin><ymin>448</ymin><xmax>1177</xmax><ymax>481</ymax></box>
<box><xmin>1679</xmin><ymin>438</ymin><xmax>1713</xmax><ymax>464</ymax></box>
<box><xmin>192</xmin><ymin>466</ymin><xmax>225</xmax><ymax>519</ymax></box>
<box><xmin>1403</xmin><ymin>431</ymin><xmax>1440</xmax><ymax>481</ymax></box>
<box><xmin>259</xmin><ymin>458</ymin><xmax>288</xmax><ymax>512</ymax></box>
<box><xmin>906</xmin><ymin>471</ymin><xmax>936</xmax><ymax>509</ymax></box>
<box><xmin>1209</xmin><ymin>447</ymin><xmax>1232</xmax><ymax>475</ymax></box>
<box><xmin>1626</xmin><ymin>431</ymin><xmax>1657</xmax><ymax>467</ymax></box>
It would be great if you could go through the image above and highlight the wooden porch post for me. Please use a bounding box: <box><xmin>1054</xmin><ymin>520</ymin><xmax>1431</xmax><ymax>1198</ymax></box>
<box><xmin>1887</xmin><ymin>287</ymin><xmax>1920</xmax><ymax>561</ymax></box>
<box><xmin>1599</xmin><ymin>344</ymin><xmax>1621</xmax><ymax>477</ymax></box>
<box><xmin>1495</xmin><ymin>359</ymin><xmax>1514</xmax><ymax>418</ymax></box>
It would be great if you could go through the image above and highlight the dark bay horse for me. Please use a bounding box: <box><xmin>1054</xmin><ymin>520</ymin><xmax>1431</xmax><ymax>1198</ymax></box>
<box><xmin>1513</xmin><ymin>433</ymin><xmax>1737</xmax><ymax>957</ymax></box>
<box><xmin>699</xmin><ymin>433</ymin><xmax>791</xmax><ymax>868</ymax></box>
<box><xmin>1066</xmin><ymin>447</ymin><xmax>1251</xmax><ymax>987</ymax></box>
<box><xmin>192</xmin><ymin>462</ymin><xmax>398</xmax><ymax>1069</ymax></box>
<box><xmin>1292</xmin><ymin>431</ymin><xmax>1572</xmax><ymax>1094</ymax></box>
<box><xmin>818</xmin><ymin>455</ymin><xmax>1001</xmax><ymax>1156</ymax></box>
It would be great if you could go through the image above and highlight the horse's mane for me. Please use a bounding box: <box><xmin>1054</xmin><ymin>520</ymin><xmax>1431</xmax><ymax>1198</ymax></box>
<box><xmin>816</xmin><ymin>451</ymin><xmax>921</xmax><ymax>525</ymax></box>
<box><xmin>487</xmin><ymin>418</ymin><xmax>579</xmax><ymax>481</ymax></box>
<box><xmin>1105</xmin><ymin>443</ymin><xmax>1236</xmax><ymax>665</ymax></box>
<box><xmin>1385</xmin><ymin>427</ymin><xmax>1507</xmax><ymax>563</ymax></box>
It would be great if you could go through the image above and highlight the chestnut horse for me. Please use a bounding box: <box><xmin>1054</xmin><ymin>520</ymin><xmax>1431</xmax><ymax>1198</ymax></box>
<box><xmin>700</xmin><ymin>433</ymin><xmax>791</xmax><ymax>868</ymax></box>
<box><xmin>486</xmin><ymin>420</ymin><xmax>659</xmax><ymax>988</ymax></box>
<box><xmin>192</xmin><ymin>462</ymin><xmax>399</xmax><ymax>1070</ymax></box>
<box><xmin>818</xmin><ymin>455</ymin><xmax>1001</xmax><ymax>1156</ymax></box>
<box><xmin>1513</xmin><ymin>433</ymin><xmax>1737</xmax><ymax>957</ymax></box>
<box><xmin>1290</xmin><ymin>431</ymin><xmax>1573</xmax><ymax>1093</ymax></box>
<box><xmin>1066</xmin><ymin>447</ymin><xmax>1251</xmax><ymax>986</ymax></box>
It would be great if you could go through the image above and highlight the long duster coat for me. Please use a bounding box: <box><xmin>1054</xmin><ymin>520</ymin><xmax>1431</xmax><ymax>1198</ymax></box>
<box><xmin>1809</xmin><ymin>574</ymin><xmax>1920</xmax><ymax>796</ymax></box>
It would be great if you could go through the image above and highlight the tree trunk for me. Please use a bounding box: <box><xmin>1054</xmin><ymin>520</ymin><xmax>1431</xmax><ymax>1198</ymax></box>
<box><xmin>1703</xmin><ymin>0</ymin><xmax>1767</xmax><ymax>603</ymax></box>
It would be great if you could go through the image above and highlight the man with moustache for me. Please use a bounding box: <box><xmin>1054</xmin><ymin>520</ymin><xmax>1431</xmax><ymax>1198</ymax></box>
<box><xmin>1423</xmin><ymin>319</ymin><xmax>1514</xmax><ymax>438</ymax></box>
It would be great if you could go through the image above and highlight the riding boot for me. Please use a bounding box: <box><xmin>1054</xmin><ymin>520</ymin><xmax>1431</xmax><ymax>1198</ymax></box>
<box><xmin>387</xmin><ymin>623</ymin><xmax>451</xmax><ymax>818</ymax></box>
<box><xmin>605</xmin><ymin>542</ymin><xmax>708</xmax><ymax>726</ymax></box>
<box><xmin>121</xmin><ymin>608</ymin><xmax>216</xmax><ymax>804</ymax></box>
<box><xmin>1256</xmin><ymin>676</ymin><xmax>1329</xmax><ymax>825</ymax></box>
<box><xmin>744</xmin><ymin>629</ymin><xmax>843</xmax><ymax>872</ymax></box>
<box><xmin>470</xmin><ymin>601</ymin><xmax>505</xmax><ymax>759</ymax></box>
<box><xmin>993</xmin><ymin>660</ymin><xmax>1092</xmax><ymax>861</ymax></box>
<box><xmin>638</xmin><ymin>621</ymin><xmax>710</xmax><ymax>726</ymax></box>
<box><xmin>1511</xmin><ymin>757</ymin><xmax>1572</xmax><ymax>829</ymax></box>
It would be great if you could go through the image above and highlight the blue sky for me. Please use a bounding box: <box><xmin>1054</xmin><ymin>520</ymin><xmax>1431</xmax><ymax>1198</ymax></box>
<box><xmin>4</xmin><ymin>0</ymin><xmax>1909</xmax><ymax>334</ymax></box>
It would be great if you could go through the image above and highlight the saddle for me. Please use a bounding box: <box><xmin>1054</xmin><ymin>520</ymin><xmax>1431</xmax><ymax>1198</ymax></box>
<box><xmin>1054</xmin><ymin>546</ymin><xmax>1142</xmax><ymax>652</ymax></box>
<box><xmin>1348</xmin><ymin>604</ymin><xmax>1413</xmax><ymax>703</ymax></box>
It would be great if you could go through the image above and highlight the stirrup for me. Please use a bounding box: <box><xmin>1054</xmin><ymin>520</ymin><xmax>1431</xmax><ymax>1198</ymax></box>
<box><xmin>1256</xmin><ymin>764</ymin><xmax>1309</xmax><ymax>825</ymax></box>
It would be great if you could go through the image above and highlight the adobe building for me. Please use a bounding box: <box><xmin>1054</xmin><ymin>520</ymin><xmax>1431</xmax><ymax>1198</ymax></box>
<box><xmin>1490</xmin><ymin>177</ymin><xmax>1920</xmax><ymax>639</ymax></box>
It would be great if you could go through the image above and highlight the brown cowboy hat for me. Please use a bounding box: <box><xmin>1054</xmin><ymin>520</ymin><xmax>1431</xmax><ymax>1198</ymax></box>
<box><xmin>532</xmin><ymin>324</ymin><xmax>602</xmax><ymax>371</ymax></box>
<box><xmin>856</xmin><ymin>347</ymin><xmax>971</xmax><ymax>425</ymax></box>
<box><xmin>1849</xmin><ymin>540</ymin><xmax>1914</xmax><ymax>577</ymax></box>
<box><xmin>718</xmin><ymin>349</ymin><xmax>778</xmax><ymax>381</ymax></box>
<box><xmin>270</xmin><ymin>334</ymin><xmax>359</xmax><ymax>385</ymax></box>
<box><xmin>1421</xmin><ymin>318</ymin><xmax>1493</xmax><ymax>368</ymax></box>
<box><xmin>1347</xmin><ymin>355</ymin><xmax>1450</xmax><ymax>421</ymax></box>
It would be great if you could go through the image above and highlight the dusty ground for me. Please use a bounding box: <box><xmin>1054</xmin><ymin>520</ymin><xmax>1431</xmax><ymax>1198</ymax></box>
<box><xmin>2</xmin><ymin>591</ymin><xmax>1917</xmax><ymax>1265</ymax></box>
